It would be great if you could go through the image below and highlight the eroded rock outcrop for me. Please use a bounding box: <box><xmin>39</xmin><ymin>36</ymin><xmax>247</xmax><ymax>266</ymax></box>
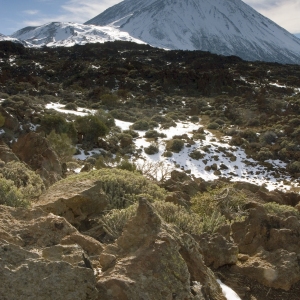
<box><xmin>0</xmin><ymin>205</ymin><xmax>103</xmax><ymax>300</ymax></box>
<box><xmin>197</xmin><ymin>232</ymin><xmax>238</xmax><ymax>269</ymax></box>
<box><xmin>97</xmin><ymin>198</ymin><xmax>226</xmax><ymax>300</ymax></box>
<box><xmin>36</xmin><ymin>178</ymin><xmax>108</xmax><ymax>228</ymax></box>
<box><xmin>231</xmin><ymin>204</ymin><xmax>300</xmax><ymax>290</ymax></box>
<box><xmin>0</xmin><ymin>139</ymin><xmax>19</xmax><ymax>163</ymax></box>
<box><xmin>12</xmin><ymin>132</ymin><xmax>62</xmax><ymax>187</ymax></box>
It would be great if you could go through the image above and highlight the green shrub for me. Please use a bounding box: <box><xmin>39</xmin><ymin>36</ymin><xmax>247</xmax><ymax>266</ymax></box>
<box><xmin>151</xmin><ymin>114</ymin><xmax>167</xmax><ymax>123</ymax></box>
<box><xmin>47</xmin><ymin>130</ymin><xmax>76</xmax><ymax>163</ymax></box>
<box><xmin>163</xmin><ymin>151</ymin><xmax>173</xmax><ymax>157</ymax></box>
<box><xmin>148</xmin><ymin>120</ymin><xmax>159</xmax><ymax>128</ymax></box>
<box><xmin>130</xmin><ymin>119</ymin><xmax>149</xmax><ymax>131</ymax></box>
<box><xmin>40</xmin><ymin>113</ymin><xmax>77</xmax><ymax>140</ymax></box>
<box><xmin>214</xmin><ymin>118</ymin><xmax>226</xmax><ymax>125</ymax></box>
<box><xmin>101</xmin><ymin>204</ymin><xmax>138</xmax><ymax>239</ymax></box>
<box><xmin>287</xmin><ymin>161</ymin><xmax>300</xmax><ymax>174</ymax></box>
<box><xmin>189</xmin><ymin>150</ymin><xmax>205</xmax><ymax>160</ymax></box>
<box><xmin>263</xmin><ymin>202</ymin><xmax>299</xmax><ymax>217</ymax></box>
<box><xmin>193</xmin><ymin>133</ymin><xmax>206</xmax><ymax>140</ymax></box>
<box><xmin>191</xmin><ymin>185</ymin><xmax>247</xmax><ymax>220</ymax></box>
<box><xmin>64</xmin><ymin>103</ymin><xmax>77</xmax><ymax>110</ymax></box>
<box><xmin>256</xmin><ymin>147</ymin><xmax>273</xmax><ymax>161</ymax></box>
<box><xmin>190</xmin><ymin>116</ymin><xmax>199</xmax><ymax>122</ymax></box>
<box><xmin>101</xmin><ymin>201</ymin><xmax>226</xmax><ymax>239</ymax></box>
<box><xmin>118</xmin><ymin>133</ymin><xmax>133</xmax><ymax>148</ymax></box>
<box><xmin>166</xmin><ymin>139</ymin><xmax>184</xmax><ymax>153</ymax></box>
<box><xmin>110</xmin><ymin>109</ymin><xmax>137</xmax><ymax>122</ymax></box>
<box><xmin>123</xmin><ymin>129</ymin><xmax>139</xmax><ymax>138</ymax></box>
<box><xmin>259</xmin><ymin>131</ymin><xmax>277</xmax><ymax>145</ymax></box>
<box><xmin>0</xmin><ymin>161</ymin><xmax>44</xmax><ymax>200</ymax></box>
<box><xmin>94</xmin><ymin>109</ymin><xmax>115</xmax><ymax>128</ymax></box>
<box><xmin>61</xmin><ymin>168</ymin><xmax>167</xmax><ymax>209</ymax></box>
<box><xmin>101</xmin><ymin>93</ymin><xmax>118</xmax><ymax>108</ymax></box>
<box><xmin>144</xmin><ymin>143</ymin><xmax>159</xmax><ymax>155</ymax></box>
<box><xmin>239</xmin><ymin>130</ymin><xmax>258</xmax><ymax>143</ymax></box>
<box><xmin>0</xmin><ymin>177</ymin><xmax>29</xmax><ymax>207</ymax></box>
<box><xmin>75</xmin><ymin>115</ymin><xmax>108</xmax><ymax>144</ymax></box>
<box><xmin>145</xmin><ymin>130</ymin><xmax>166</xmax><ymax>139</ymax></box>
<box><xmin>207</xmin><ymin>122</ymin><xmax>219</xmax><ymax>129</ymax></box>
<box><xmin>117</xmin><ymin>159</ymin><xmax>137</xmax><ymax>172</ymax></box>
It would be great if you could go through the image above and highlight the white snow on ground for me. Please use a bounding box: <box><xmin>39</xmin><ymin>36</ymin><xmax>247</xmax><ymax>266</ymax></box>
<box><xmin>45</xmin><ymin>102</ymin><xmax>96</xmax><ymax>116</ymax></box>
<box><xmin>45</xmin><ymin>102</ymin><xmax>298</xmax><ymax>191</ymax></box>
<box><xmin>74</xmin><ymin>148</ymin><xmax>103</xmax><ymax>160</ymax></box>
<box><xmin>0</xmin><ymin>129</ymin><xmax>5</xmax><ymax>135</ymax></box>
<box><xmin>217</xmin><ymin>280</ymin><xmax>241</xmax><ymax>300</ymax></box>
<box><xmin>117</xmin><ymin>119</ymin><xmax>294</xmax><ymax>191</ymax></box>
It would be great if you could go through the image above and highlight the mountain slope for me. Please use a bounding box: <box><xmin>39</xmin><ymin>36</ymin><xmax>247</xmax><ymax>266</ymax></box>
<box><xmin>11</xmin><ymin>22</ymin><xmax>145</xmax><ymax>48</ymax></box>
<box><xmin>86</xmin><ymin>0</ymin><xmax>300</xmax><ymax>64</ymax></box>
<box><xmin>0</xmin><ymin>33</ymin><xmax>21</xmax><ymax>43</ymax></box>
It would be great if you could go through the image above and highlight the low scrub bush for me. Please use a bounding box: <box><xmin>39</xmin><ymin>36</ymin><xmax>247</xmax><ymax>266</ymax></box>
<box><xmin>47</xmin><ymin>130</ymin><xmax>76</xmax><ymax>163</ymax></box>
<box><xmin>101</xmin><ymin>201</ymin><xmax>226</xmax><ymax>240</ymax></box>
<box><xmin>287</xmin><ymin>161</ymin><xmax>300</xmax><ymax>174</ymax></box>
<box><xmin>189</xmin><ymin>150</ymin><xmax>205</xmax><ymax>160</ymax></box>
<box><xmin>263</xmin><ymin>202</ymin><xmax>299</xmax><ymax>217</ymax></box>
<box><xmin>130</xmin><ymin>119</ymin><xmax>149</xmax><ymax>131</ymax></box>
<box><xmin>64</xmin><ymin>103</ymin><xmax>77</xmax><ymax>110</ymax></box>
<box><xmin>0</xmin><ymin>161</ymin><xmax>44</xmax><ymax>200</ymax></box>
<box><xmin>0</xmin><ymin>177</ymin><xmax>28</xmax><ymax>207</ymax></box>
<box><xmin>123</xmin><ymin>129</ymin><xmax>139</xmax><ymax>138</ymax></box>
<box><xmin>61</xmin><ymin>168</ymin><xmax>167</xmax><ymax>209</ymax></box>
<box><xmin>259</xmin><ymin>130</ymin><xmax>277</xmax><ymax>145</ymax></box>
<box><xmin>145</xmin><ymin>130</ymin><xmax>166</xmax><ymax>139</ymax></box>
<box><xmin>75</xmin><ymin>115</ymin><xmax>108</xmax><ymax>144</ymax></box>
<box><xmin>191</xmin><ymin>185</ymin><xmax>248</xmax><ymax>220</ymax></box>
<box><xmin>207</xmin><ymin>122</ymin><xmax>219</xmax><ymax>130</ymax></box>
<box><xmin>166</xmin><ymin>139</ymin><xmax>184</xmax><ymax>153</ymax></box>
<box><xmin>256</xmin><ymin>147</ymin><xmax>273</xmax><ymax>161</ymax></box>
<box><xmin>144</xmin><ymin>143</ymin><xmax>159</xmax><ymax>155</ymax></box>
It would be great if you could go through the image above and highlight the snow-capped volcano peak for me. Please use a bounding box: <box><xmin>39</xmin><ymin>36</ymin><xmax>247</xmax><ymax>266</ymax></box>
<box><xmin>86</xmin><ymin>0</ymin><xmax>300</xmax><ymax>64</ymax></box>
<box><xmin>11</xmin><ymin>22</ymin><xmax>145</xmax><ymax>48</ymax></box>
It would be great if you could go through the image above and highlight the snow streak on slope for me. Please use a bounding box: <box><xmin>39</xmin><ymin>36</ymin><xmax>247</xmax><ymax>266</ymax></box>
<box><xmin>43</xmin><ymin>102</ymin><xmax>299</xmax><ymax>192</ymax></box>
<box><xmin>86</xmin><ymin>0</ymin><xmax>300</xmax><ymax>64</ymax></box>
<box><xmin>11</xmin><ymin>22</ymin><xmax>145</xmax><ymax>48</ymax></box>
<box><xmin>0</xmin><ymin>33</ymin><xmax>22</xmax><ymax>43</ymax></box>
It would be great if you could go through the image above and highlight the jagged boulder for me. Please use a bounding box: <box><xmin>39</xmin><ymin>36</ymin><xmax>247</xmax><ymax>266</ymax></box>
<box><xmin>36</xmin><ymin>178</ymin><xmax>108</xmax><ymax>228</ymax></box>
<box><xmin>97</xmin><ymin>198</ymin><xmax>226</xmax><ymax>300</ymax></box>
<box><xmin>231</xmin><ymin>204</ymin><xmax>300</xmax><ymax>290</ymax></box>
<box><xmin>12</xmin><ymin>132</ymin><xmax>62</xmax><ymax>186</ymax></box>
<box><xmin>0</xmin><ymin>204</ymin><xmax>104</xmax><ymax>300</ymax></box>
<box><xmin>0</xmin><ymin>139</ymin><xmax>19</xmax><ymax>163</ymax></box>
<box><xmin>0</xmin><ymin>243</ymin><xmax>98</xmax><ymax>300</ymax></box>
<box><xmin>0</xmin><ymin>106</ymin><xmax>19</xmax><ymax>132</ymax></box>
<box><xmin>197</xmin><ymin>233</ymin><xmax>238</xmax><ymax>269</ymax></box>
<box><xmin>232</xmin><ymin>248</ymin><xmax>300</xmax><ymax>291</ymax></box>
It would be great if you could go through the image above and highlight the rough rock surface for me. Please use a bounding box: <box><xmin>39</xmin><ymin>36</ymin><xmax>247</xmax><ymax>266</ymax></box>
<box><xmin>230</xmin><ymin>204</ymin><xmax>300</xmax><ymax>290</ymax></box>
<box><xmin>197</xmin><ymin>232</ymin><xmax>238</xmax><ymax>269</ymax></box>
<box><xmin>36</xmin><ymin>178</ymin><xmax>108</xmax><ymax>227</ymax></box>
<box><xmin>0</xmin><ymin>205</ymin><xmax>103</xmax><ymax>300</ymax></box>
<box><xmin>0</xmin><ymin>106</ymin><xmax>20</xmax><ymax>132</ymax></box>
<box><xmin>97</xmin><ymin>198</ymin><xmax>226</xmax><ymax>300</ymax></box>
<box><xmin>0</xmin><ymin>140</ymin><xmax>19</xmax><ymax>163</ymax></box>
<box><xmin>232</xmin><ymin>248</ymin><xmax>300</xmax><ymax>291</ymax></box>
<box><xmin>12</xmin><ymin>132</ymin><xmax>62</xmax><ymax>187</ymax></box>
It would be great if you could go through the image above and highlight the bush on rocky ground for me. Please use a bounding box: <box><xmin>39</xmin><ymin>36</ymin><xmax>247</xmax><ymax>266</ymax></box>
<box><xmin>0</xmin><ymin>160</ymin><xmax>45</xmax><ymax>201</ymax></box>
<box><xmin>47</xmin><ymin>130</ymin><xmax>76</xmax><ymax>163</ymax></box>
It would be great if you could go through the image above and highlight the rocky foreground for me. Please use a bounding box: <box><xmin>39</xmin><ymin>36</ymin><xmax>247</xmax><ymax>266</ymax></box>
<box><xmin>1</xmin><ymin>168</ymin><xmax>300</xmax><ymax>299</ymax></box>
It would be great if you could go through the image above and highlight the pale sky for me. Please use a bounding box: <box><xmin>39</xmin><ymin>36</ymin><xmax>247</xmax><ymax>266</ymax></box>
<box><xmin>0</xmin><ymin>0</ymin><xmax>299</xmax><ymax>38</ymax></box>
